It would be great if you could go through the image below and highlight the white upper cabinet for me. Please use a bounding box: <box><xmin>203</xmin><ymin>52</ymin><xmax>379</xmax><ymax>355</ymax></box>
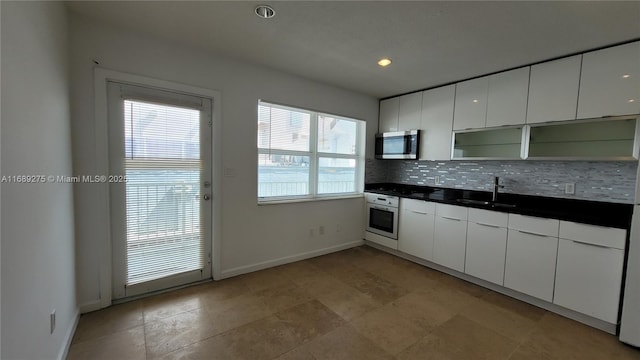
<box><xmin>398</xmin><ymin>92</ymin><xmax>423</xmax><ymax>131</ymax></box>
<box><xmin>420</xmin><ymin>85</ymin><xmax>455</xmax><ymax>160</ymax></box>
<box><xmin>577</xmin><ymin>41</ymin><xmax>640</xmax><ymax>119</ymax></box>
<box><xmin>453</xmin><ymin>77</ymin><xmax>488</xmax><ymax>130</ymax></box>
<box><xmin>527</xmin><ymin>55</ymin><xmax>581</xmax><ymax>124</ymax></box>
<box><xmin>486</xmin><ymin>67</ymin><xmax>530</xmax><ymax>127</ymax></box>
<box><xmin>379</xmin><ymin>97</ymin><xmax>399</xmax><ymax>132</ymax></box>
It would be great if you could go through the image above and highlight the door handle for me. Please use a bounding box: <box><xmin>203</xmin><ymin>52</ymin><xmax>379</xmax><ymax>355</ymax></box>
<box><xmin>203</xmin><ymin>194</ymin><xmax>211</xmax><ymax>201</ymax></box>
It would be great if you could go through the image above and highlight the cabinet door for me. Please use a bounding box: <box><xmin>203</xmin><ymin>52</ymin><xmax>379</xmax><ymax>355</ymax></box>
<box><xmin>420</xmin><ymin>85</ymin><xmax>455</xmax><ymax>160</ymax></box>
<box><xmin>453</xmin><ymin>77</ymin><xmax>488</xmax><ymax>130</ymax></box>
<box><xmin>379</xmin><ymin>97</ymin><xmax>399</xmax><ymax>132</ymax></box>
<box><xmin>554</xmin><ymin>239</ymin><xmax>624</xmax><ymax>323</ymax></box>
<box><xmin>398</xmin><ymin>92</ymin><xmax>423</xmax><ymax>131</ymax></box>
<box><xmin>504</xmin><ymin>229</ymin><xmax>558</xmax><ymax>302</ymax></box>
<box><xmin>486</xmin><ymin>67</ymin><xmax>530</xmax><ymax>127</ymax></box>
<box><xmin>433</xmin><ymin>215</ymin><xmax>468</xmax><ymax>272</ymax></box>
<box><xmin>577</xmin><ymin>41</ymin><xmax>640</xmax><ymax>119</ymax></box>
<box><xmin>465</xmin><ymin>209</ymin><xmax>508</xmax><ymax>285</ymax></box>
<box><xmin>399</xmin><ymin>201</ymin><xmax>436</xmax><ymax>261</ymax></box>
<box><xmin>527</xmin><ymin>55</ymin><xmax>581</xmax><ymax>124</ymax></box>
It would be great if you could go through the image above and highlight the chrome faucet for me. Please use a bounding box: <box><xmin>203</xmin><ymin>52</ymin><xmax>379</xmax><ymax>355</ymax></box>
<box><xmin>492</xmin><ymin>176</ymin><xmax>504</xmax><ymax>202</ymax></box>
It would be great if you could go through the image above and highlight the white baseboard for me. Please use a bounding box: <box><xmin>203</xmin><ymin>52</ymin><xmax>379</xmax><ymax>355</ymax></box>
<box><xmin>220</xmin><ymin>240</ymin><xmax>364</xmax><ymax>279</ymax></box>
<box><xmin>79</xmin><ymin>299</ymin><xmax>103</xmax><ymax>314</ymax></box>
<box><xmin>57</xmin><ymin>308</ymin><xmax>80</xmax><ymax>360</ymax></box>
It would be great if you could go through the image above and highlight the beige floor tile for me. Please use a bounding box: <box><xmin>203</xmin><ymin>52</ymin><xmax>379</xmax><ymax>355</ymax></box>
<box><xmin>275</xmin><ymin>346</ymin><xmax>318</xmax><ymax>360</ymax></box>
<box><xmin>438</xmin><ymin>274</ymin><xmax>491</xmax><ymax>298</ymax></box>
<box><xmin>275</xmin><ymin>299</ymin><xmax>346</xmax><ymax>343</ymax></box>
<box><xmin>366</xmin><ymin>261</ymin><xmax>442</xmax><ymax>292</ymax></box>
<box><xmin>397</xmin><ymin>314</ymin><xmax>519</xmax><ymax>360</ymax></box>
<box><xmin>351</xmin><ymin>303</ymin><xmax>429</xmax><ymax>355</ymax></box>
<box><xmin>278</xmin><ymin>260</ymin><xmax>325</xmax><ymax>284</ymax></box>
<box><xmin>143</xmin><ymin>289</ymin><xmax>204</xmax><ymax>323</ymax></box>
<box><xmin>306</xmin><ymin>325</ymin><xmax>394</xmax><ymax>360</ymax></box>
<box><xmin>71</xmin><ymin>300</ymin><xmax>144</xmax><ymax>343</ymax></box>
<box><xmin>389</xmin><ymin>291</ymin><xmax>459</xmax><ymax>331</ymax></box>
<box><xmin>481</xmin><ymin>290</ymin><xmax>547</xmax><ymax>322</ymax></box>
<box><xmin>315</xmin><ymin>284</ymin><xmax>381</xmax><ymax>321</ymax></box>
<box><xmin>203</xmin><ymin>292</ymin><xmax>274</xmax><ymax>335</ymax></box>
<box><xmin>144</xmin><ymin>308</ymin><xmax>219</xmax><ymax>358</ymax></box>
<box><xmin>67</xmin><ymin>326</ymin><xmax>146</xmax><ymax>360</ymax></box>
<box><xmin>511</xmin><ymin>312</ymin><xmax>640</xmax><ymax>360</ymax></box>
<box><xmin>162</xmin><ymin>316</ymin><xmax>300</xmax><ymax>360</ymax></box>
<box><xmin>197</xmin><ymin>276</ymin><xmax>251</xmax><ymax>303</ymax></box>
<box><xmin>255</xmin><ymin>281</ymin><xmax>313</xmax><ymax>313</ymax></box>
<box><xmin>336</xmin><ymin>266</ymin><xmax>410</xmax><ymax>305</ymax></box>
<box><xmin>234</xmin><ymin>266</ymin><xmax>293</xmax><ymax>293</ymax></box>
<box><xmin>460</xmin><ymin>296</ymin><xmax>540</xmax><ymax>343</ymax></box>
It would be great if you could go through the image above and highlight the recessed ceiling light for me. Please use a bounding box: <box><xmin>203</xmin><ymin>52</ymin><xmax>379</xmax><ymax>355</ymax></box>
<box><xmin>377</xmin><ymin>58</ymin><xmax>392</xmax><ymax>67</ymax></box>
<box><xmin>255</xmin><ymin>5</ymin><xmax>275</xmax><ymax>19</ymax></box>
<box><xmin>622</xmin><ymin>74</ymin><xmax>631</xmax><ymax>79</ymax></box>
<box><xmin>629</xmin><ymin>99</ymin><xmax>636</xmax><ymax>103</ymax></box>
<box><xmin>472</xmin><ymin>99</ymin><xmax>479</xmax><ymax>103</ymax></box>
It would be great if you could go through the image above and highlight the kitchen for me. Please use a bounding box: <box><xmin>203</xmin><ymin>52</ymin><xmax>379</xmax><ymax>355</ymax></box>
<box><xmin>2</xmin><ymin>1</ymin><xmax>640</xmax><ymax>359</ymax></box>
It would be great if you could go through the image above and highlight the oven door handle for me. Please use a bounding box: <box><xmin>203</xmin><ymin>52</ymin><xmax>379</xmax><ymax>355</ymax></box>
<box><xmin>371</xmin><ymin>205</ymin><xmax>393</xmax><ymax>212</ymax></box>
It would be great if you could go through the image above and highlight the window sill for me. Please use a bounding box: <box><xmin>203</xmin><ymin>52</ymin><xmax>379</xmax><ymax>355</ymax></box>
<box><xmin>258</xmin><ymin>193</ymin><xmax>364</xmax><ymax>206</ymax></box>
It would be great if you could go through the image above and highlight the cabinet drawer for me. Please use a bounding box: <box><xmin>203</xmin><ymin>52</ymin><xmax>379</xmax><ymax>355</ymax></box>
<box><xmin>436</xmin><ymin>203</ymin><xmax>468</xmax><ymax>221</ymax></box>
<box><xmin>508</xmin><ymin>214</ymin><xmax>559</xmax><ymax>237</ymax></box>
<box><xmin>468</xmin><ymin>208</ymin><xmax>508</xmax><ymax>227</ymax></box>
<box><xmin>559</xmin><ymin>221</ymin><xmax>626</xmax><ymax>250</ymax></box>
<box><xmin>401</xmin><ymin>198</ymin><xmax>436</xmax><ymax>215</ymax></box>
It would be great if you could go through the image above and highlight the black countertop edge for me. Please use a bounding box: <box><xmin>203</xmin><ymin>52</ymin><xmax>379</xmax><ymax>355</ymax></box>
<box><xmin>365</xmin><ymin>183</ymin><xmax>633</xmax><ymax>230</ymax></box>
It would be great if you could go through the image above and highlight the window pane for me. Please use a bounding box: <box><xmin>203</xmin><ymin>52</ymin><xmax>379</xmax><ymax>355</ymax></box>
<box><xmin>258</xmin><ymin>104</ymin><xmax>310</xmax><ymax>151</ymax></box>
<box><xmin>125</xmin><ymin>100</ymin><xmax>200</xmax><ymax>160</ymax></box>
<box><xmin>318</xmin><ymin>157</ymin><xmax>356</xmax><ymax>194</ymax></box>
<box><xmin>317</xmin><ymin>116</ymin><xmax>358</xmax><ymax>155</ymax></box>
<box><xmin>258</xmin><ymin>153</ymin><xmax>310</xmax><ymax>197</ymax></box>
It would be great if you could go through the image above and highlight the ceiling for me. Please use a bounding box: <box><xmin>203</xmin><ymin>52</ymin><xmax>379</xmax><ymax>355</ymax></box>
<box><xmin>67</xmin><ymin>1</ymin><xmax>640</xmax><ymax>99</ymax></box>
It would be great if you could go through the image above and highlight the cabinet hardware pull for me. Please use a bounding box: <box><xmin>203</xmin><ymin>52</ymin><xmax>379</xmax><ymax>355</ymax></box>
<box><xmin>570</xmin><ymin>240</ymin><xmax>611</xmax><ymax>249</ymax></box>
<box><xmin>441</xmin><ymin>216</ymin><xmax>462</xmax><ymax>221</ymax></box>
<box><xmin>411</xmin><ymin>210</ymin><xmax>428</xmax><ymax>215</ymax></box>
<box><xmin>517</xmin><ymin>230</ymin><xmax>549</xmax><ymax>237</ymax></box>
<box><xmin>476</xmin><ymin>222</ymin><xmax>501</xmax><ymax>228</ymax></box>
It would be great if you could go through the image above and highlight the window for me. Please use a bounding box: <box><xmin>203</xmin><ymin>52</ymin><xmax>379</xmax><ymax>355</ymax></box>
<box><xmin>258</xmin><ymin>101</ymin><xmax>365</xmax><ymax>201</ymax></box>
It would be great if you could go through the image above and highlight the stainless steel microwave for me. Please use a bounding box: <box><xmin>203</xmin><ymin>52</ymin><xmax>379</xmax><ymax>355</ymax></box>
<box><xmin>374</xmin><ymin>130</ymin><xmax>420</xmax><ymax>159</ymax></box>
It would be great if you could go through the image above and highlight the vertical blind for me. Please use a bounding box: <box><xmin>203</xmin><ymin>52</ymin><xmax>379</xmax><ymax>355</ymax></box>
<box><xmin>123</xmin><ymin>99</ymin><xmax>204</xmax><ymax>285</ymax></box>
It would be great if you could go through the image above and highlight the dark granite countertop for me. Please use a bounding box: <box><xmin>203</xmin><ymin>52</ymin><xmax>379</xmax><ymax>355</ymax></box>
<box><xmin>365</xmin><ymin>183</ymin><xmax>633</xmax><ymax>229</ymax></box>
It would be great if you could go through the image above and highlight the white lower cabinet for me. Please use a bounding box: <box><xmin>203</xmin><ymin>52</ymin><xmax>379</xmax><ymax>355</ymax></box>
<box><xmin>433</xmin><ymin>204</ymin><xmax>468</xmax><ymax>272</ymax></box>
<box><xmin>504</xmin><ymin>214</ymin><xmax>559</xmax><ymax>302</ymax></box>
<box><xmin>553</xmin><ymin>221</ymin><xmax>626</xmax><ymax>323</ymax></box>
<box><xmin>465</xmin><ymin>209</ymin><xmax>508</xmax><ymax>285</ymax></box>
<box><xmin>398</xmin><ymin>199</ymin><xmax>436</xmax><ymax>261</ymax></box>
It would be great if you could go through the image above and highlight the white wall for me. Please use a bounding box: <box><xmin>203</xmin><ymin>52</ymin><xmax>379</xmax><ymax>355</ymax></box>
<box><xmin>69</xmin><ymin>14</ymin><xmax>379</xmax><ymax>308</ymax></box>
<box><xmin>1</xmin><ymin>2</ymin><xmax>77</xmax><ymax>359</ymax></box>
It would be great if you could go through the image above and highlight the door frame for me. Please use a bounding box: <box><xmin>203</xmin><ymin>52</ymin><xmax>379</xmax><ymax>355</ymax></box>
<box><xmin>94</xmin><ymin>68</ymin><xmax>222</xmax><ymax>309</ymax></box>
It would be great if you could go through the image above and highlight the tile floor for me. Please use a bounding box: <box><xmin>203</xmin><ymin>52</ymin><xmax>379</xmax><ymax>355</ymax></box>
<box><xmin>68</xmin><ymin>245</ymin><xmax>640</xmax><ymax>359</ymax></box>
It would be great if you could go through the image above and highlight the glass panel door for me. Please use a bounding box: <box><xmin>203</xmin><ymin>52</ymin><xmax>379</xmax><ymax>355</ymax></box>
<box><xmin>108</xmin><ymin>82</ymin><xmax>212</xmax><ymax>299</ymax></box>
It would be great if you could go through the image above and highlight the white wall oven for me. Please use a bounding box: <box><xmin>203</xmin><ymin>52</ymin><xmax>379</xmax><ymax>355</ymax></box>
<box><xmin>365</xmin><ymin>193</ymin><xmax>399</xmax><ymax>240</ymax></box>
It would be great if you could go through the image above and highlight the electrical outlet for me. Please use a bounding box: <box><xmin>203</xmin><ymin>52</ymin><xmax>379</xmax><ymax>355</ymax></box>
<box><xmin>50</xmin><ymin>310</ymin><xmax>56</xmax><ymax>334</ymax></box>
<box><xmin>565</xmin><ymin>183</ymin><xmax>575</xmax><ymax>194</ymax></box>
<box><xmin>435</xmin><ymin>176</ymin><xmax>440</xmax><ymax>185</ymax></box>
<box><xmin>319</xmin><ymin>225</ymin><xmax>325</xmax><ymax>235</ymax></box>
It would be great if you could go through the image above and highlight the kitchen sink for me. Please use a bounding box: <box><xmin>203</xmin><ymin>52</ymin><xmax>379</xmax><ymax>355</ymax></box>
<box><xmin>456</xmin><ymin>198</ymin><xmax>516</xmax><ymax>209</ymax></box>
